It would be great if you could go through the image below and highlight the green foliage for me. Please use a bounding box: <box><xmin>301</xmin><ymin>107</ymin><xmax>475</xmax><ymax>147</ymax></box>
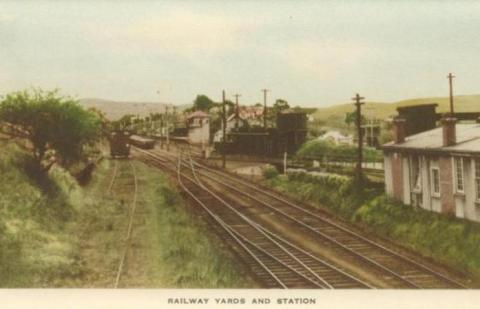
<box><xmin>111</xmin><ymin>113</ymin><xmax>135</xmax><ymax>130</ymax></box>
<box><xmin>281</xmin><ymin>171</ymin><xmax>374</xmax><ymax>217</ymax></box>
<box><xmin>144</xmin><ymin>169</ymin><xmax>254</xmax><ymax>288</ymax></box>
<box><xmin>267</xmin><ymin>99</ymin><xmax>290</xmax><ymax>124</ymax></box>
<box><xmin>263</xmin><ymin>165</ymin><xmax>279</xmax><ymax>179</ymax></box>
<box><xmin>225</xmin><ymin>100</ymin><xmax>235</xmax><ymax>116</ymax></box>
<box><xmin>296</xmin><ymin>140</ymin><xmax>382</xmax><ymax>162</ymax></box>
<box><xmin>0</xmin><ymin>89</ymin><xmax>101</xmax><ymax>168</ymax></box>
<box><xmin>193</xmin><ymin>94</ymin><xmax>215</xmax><ymax>112</ymax></box>
<box><xmin>265</xmin><ymin>170</ymin><xmax>480</xmax><ymax>278</ymax></box>
<box><xmin>273</xmin><ymin>99</ymin><xmax>289</xmax><ymax>113</ymax></box>
<box><xmin>354</xmin><ymin>195</ymin><xmax>480</xmax><ymax>275</ymax></box>
<box><xmin>0</xmin><ymin>143</ymin><xmax>251</xmax><ymax>287</ymax></box>
<box><xmin>0</xmin><ymin>142</ymin><xmax>82</xmax><ymax>287</ymax></box>
<box><xmin>344</xmin><ymin>110</ymin><xmax>367</xmax><ymax>127</ymax></box>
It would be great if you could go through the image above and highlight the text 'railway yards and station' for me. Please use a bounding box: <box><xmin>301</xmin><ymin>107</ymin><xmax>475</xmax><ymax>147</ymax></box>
<box><xmin>167</xmin><ymin>298</ymin><xmax>316</xmax><ymax>305</ymax></box>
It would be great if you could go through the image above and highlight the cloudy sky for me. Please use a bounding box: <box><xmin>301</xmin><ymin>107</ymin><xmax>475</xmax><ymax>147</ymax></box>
<box><xmin>1</xmin><ymin>1</ymin><xmax>480</xmax><ymax>107</ymax></box>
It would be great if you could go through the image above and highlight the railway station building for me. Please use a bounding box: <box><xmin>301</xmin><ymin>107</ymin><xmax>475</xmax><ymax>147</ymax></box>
<box><xmin>187</xmin><ymin>111</ymin><xmax>210</xmax><ymax>145</ymax></box>
<box><xmin>382</xmin><ymin>115</ymin><xmax>480</xmax><ymax>222</ymax></box>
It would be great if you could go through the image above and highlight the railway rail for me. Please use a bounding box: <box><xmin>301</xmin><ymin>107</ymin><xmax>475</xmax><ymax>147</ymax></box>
<box><xmin>189</xmin><ymin>156</ymin><xmax>467</xmax><ymax>288</ymax></box>
<box><xmin>108</xmin><ymin>160</ymin><xmax>139</xmax><ymax>288</ymax></box>
<box><xmin>135</xmin><ymin>148</ymin><xmax>371</xmax><ymax>289</ymax></box>
<box><xmin>134</xmin><ymin>147</ymin><xmax>468</xmax><ymax>289</ymax></box>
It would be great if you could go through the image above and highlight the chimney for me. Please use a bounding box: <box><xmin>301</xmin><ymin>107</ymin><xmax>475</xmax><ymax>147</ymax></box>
<box><xmin>442</xmin><ymin>114</ymin><xmax>456</xmax><ymax>147</ymax></box>
<box><xmin>393</xmin><ymin>117</ymin><xmax>406</xmax><ymax>144</ymax></box>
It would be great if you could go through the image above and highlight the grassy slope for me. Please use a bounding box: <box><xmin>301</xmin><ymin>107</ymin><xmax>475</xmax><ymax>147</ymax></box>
<box><xmin>0</xmin><ymin>142</ymin><xmax>83</xmax><ymax>287</ymax></box>
<box><xmin>265</xmin><ymin>172</ymin><xmax>480</xmax><ymax>281</ymax></box>
<box><xmin>313</xmin><ymin>94</ymin><xmax>480</xmax><ymax>130</ymax></box>
<box><xmin>0</xmin><ymin>141</ymin><xmax>254</xmax><ymax>287</ymax></box>
<box><xmin>136</xmin><ymin>162</ymin><xmax>255</xmax><ymax>288</ymax></box>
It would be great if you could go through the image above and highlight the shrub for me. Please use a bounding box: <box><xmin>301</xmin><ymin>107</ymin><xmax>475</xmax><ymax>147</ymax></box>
<box><xmin>263</xmin><ymin>165</ymin><xmax>279</xmax><ymax>179</ymax></box>
<box><xmin>354</xmin><ymin>195</ymin><xmax>480</xmax><ymax>275</ymax></box>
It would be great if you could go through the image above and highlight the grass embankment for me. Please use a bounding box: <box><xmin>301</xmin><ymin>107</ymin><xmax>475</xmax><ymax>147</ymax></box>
<box><xmin>264</xmin><ymin>169</ymin><xmax>480</xmax><ymax>280</ymax></box>
<box><xmin>0</xmin><ymin>142</ymin><xmax>83</xmax><ymax>287</ymax></box>
<box><xmin>0</xmin><ymin>141</ymin><xmax>253</xmax><ymax>287</ymax></box>
<box><xmin>139</xmin><ymin>164</ymin><xmax>255</xmax><ymax>288</ymax></box>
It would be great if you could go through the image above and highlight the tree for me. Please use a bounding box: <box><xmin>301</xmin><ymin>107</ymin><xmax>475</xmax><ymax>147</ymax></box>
<box><xmin>88</xmin><ymin>107</ymin><xmax>109</xmax><ymax>137</ymax></box>
<box><xmin>273</xmin><ymin>99</ymin><xmax>290</xmax><ymax>112</ymax></box>
<box><xmin>225</xmin><ymin>100</ymin><xmax>235</xmax><ymax>116</ymax></box>
<box><xmin>193</xmin><ymin>94</ymin><xmax>215</xmax><ymax>111</ymax></box>
<box><xmin>0</xmin><ymin>89</ymin><xmax>101</xmax><ymax>170</ymax></box>
<box><xmin>114</xmin><ymin>114</ymin><xmax>135</xmax><ymax>130</ymax></box>
<box><xmin>345</xmin><ymin>111</ymin><xmax>366</xmax><ymax>127</ymax></box>
<box><xmin>269</xmin><ymin>99</ymin><xmax>290</xmax><ymax>124</ymax></box>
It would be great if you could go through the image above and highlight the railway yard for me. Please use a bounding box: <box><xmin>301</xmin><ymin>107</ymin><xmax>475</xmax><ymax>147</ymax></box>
<box><xmin>121</xmin><ymin>144</ymin><xmax>473</xmax><ymax>289</ymax></box>
<box><xmin>0</xmin><ymin>130</ymin><xmax>478</xmax><ymax>289</ymax></box>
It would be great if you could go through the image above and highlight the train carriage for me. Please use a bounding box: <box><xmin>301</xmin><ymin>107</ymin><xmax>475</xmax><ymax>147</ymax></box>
<box><xmin>129</xmin><ymin>135</ymin><xmax>155</xmax><ymax>149</ymax></box>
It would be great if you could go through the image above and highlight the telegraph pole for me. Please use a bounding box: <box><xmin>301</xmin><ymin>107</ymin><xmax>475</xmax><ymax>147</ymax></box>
<box><xmin>172</xmin><ymin>105</ymin><xmax>177</xmax><ymax>129</ymax></box>
<box><xmin>159</xmin><ymin>114</ymin><xmax>164</xmax><ymax>149</ymax></box>
<box><xmin>352</xmin><ymin>93</ymin><xmax>365</xmax><ymax>182</ymax></box>
<box><xmin>261</xmin><ymin>89</ymin><xmax>270</xmax><ymax>129</ymax></box>
<box><xmin>165</xmin><ymin>105</ymin><xmax>170</xmax><ymax>151</ymax></box>
<box><xmin>233</xmin><ymin>94</ymin><xmax>241</xmax><ymax>129</ymax></box>
<box><xmin>448</xmin><ymin>73</ymin><xmax>455</xmax><ymax>115</ymax></box>
<box><xmin>222</xmin><ymin>90</ymin><xmax>227</xmax><ymax>169</ymax></box>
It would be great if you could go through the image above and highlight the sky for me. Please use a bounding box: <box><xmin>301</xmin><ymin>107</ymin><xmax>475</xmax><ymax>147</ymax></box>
<box><xmin>1</xmin><ymin>1</ymin><xmax>480</xmax><ymax>107</ymax></box>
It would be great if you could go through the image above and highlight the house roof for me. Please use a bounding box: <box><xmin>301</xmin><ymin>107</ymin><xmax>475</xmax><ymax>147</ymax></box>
<box><xmin>319</xmin><ymin>130</ymin><xmax>352</xmax><ymax>140</ymax></box>
<box><xmin>382</xmin><ymin>123</ymin><xmax>480</xmax><ymax>154</ymax></box>
<box><xmin>187</xmin><ymin>111</ymin><xmax>209</xmax><ymax>119</ymax></box>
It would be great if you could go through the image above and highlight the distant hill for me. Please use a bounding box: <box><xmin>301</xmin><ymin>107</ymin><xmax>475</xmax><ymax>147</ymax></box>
<box><xmin>79</xmin><ymin>98</ymin><xmax>190</xmax><ymax>120</ymax></box>
<box><xmin>313</xmin><ymin>94</ymin><xmax>480</xmax><ymax>130</ymax></box>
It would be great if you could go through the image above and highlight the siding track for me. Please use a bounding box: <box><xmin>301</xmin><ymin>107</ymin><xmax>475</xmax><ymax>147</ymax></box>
<box><xmin>134</xmin><ymin>147</ymin><xmax>467</xmax><ymax>289</ymax></box>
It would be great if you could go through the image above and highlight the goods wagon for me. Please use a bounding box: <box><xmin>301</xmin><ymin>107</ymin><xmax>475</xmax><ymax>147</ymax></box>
<box><xmin>109</xmin><ymin>130</ymin><xmax>130</xmax><ymax>158</ymax></box>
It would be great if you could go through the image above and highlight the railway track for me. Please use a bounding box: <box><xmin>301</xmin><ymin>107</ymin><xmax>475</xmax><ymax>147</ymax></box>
<box><xmin>187</xmin><ymin>156</ymin><xmax>467</xmax><ymax>289</ymax></box>
<box><xmin>107</xmin><ymin>160</ymin><xmax>139</xmax><ymax>288</ymax></box>
<box><xmin>134</xmin><ymin>147</ymin><xmax>468</xmax><ymax>289</ymax></box>
<box><xmin>135</xmin><ymin>148</ymin><xmax>371</xmax><ymax>289</ymax></box>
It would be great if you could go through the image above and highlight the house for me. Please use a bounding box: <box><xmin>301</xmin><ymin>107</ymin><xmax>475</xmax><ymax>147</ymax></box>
<box><xmin>382</xmin><ymin>115</ymin><xmax>480</xmax><ymax>222</ymax></box>
<box><xmin>213</xmin><ymin>114</ymin><xmax>249</xmax><ymax>143</ymax></box>
<box><xmin>187</xmin><ymin>111</ymin><xmax>210</xmax><ymax>145</ymax></box>
<box><xmin>361</xmin><ymin>123</ymin><xmax>381</xmax><ymax>147</ymax></box>
<box><xmin>238</xmin><ymin>106</ymin><xmax>265</xmax><ymax>127</ymax></box>
<box><xmin>318</xmin><ymin>130</ymin><xmax>354</xmax><ymax>145</ymax></box>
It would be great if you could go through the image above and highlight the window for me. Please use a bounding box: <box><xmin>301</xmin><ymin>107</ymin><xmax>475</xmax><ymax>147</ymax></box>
<box><xmin>454</xmin><ymin>157</ymin><xmax>464</xmax><ymax>193</ymax></box>
<box><xmin>431</xmin><ymin>167</ymin><xmax>440</xmax><ymax>196</ymax></box>
<box><xmin>410</xmin><ymin>156</ymin><xmax>422</xmax><ymax>192</ymax></box>
<box><xmin>475</xmin><ymin>159</ymin><xmax>480</xmax><ymax>201</ymax></box>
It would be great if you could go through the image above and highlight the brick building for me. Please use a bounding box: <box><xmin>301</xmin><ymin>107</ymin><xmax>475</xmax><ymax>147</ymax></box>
<box><xmin>382</xmin><ymin>116</ymin><xmax>480</xmax><ymax>222</ymax></box>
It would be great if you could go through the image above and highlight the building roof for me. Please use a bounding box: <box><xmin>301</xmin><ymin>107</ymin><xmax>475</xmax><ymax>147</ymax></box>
<box><xmin>382</xmin><ymin>123</ymin><xmax>480</xmax><ymax>154</ymax></box>
<box><xmin>187</xmin><ymin>111</ymin><xmax>209</xmax><ymax>119</ymax></box>
<box><xmin>319</xmin><ymin>130</ymin><xmax>352</xmax><ymax>140</ymax></box>
<box><xmin>397</xmin><ymin>103</ymin><xmax>438</xmax><ymax>112</ymax></box>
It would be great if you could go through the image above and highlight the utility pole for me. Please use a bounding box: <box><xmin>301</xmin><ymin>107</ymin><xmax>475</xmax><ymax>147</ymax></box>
<box><xmin>352</xmin><ymin>93</ymin><xmax>365</xmax><ymax>182</ymax></box>
<box><xmin>261</xmin><ymin>89</ymin><xmax>270</xmax><ymax>129</ymax></box>
<box><xmin>448</xmin><ymin>73</ymin><xmax>455</xmax><ymax>115</ymax></box>
<box><xmin>222</xmin><ymin>90</ymin><xmax>227</xmax><ymax>169</ymax></box>
<box><xmin>165</xmin><ymin>105</ymin><xmax>170</xmax><ymax>151</ymax></box>
<box><xmin>159</xmin><ymin>114</ymin><xmax>164</xmax><ymax>149</ymax></box>
<box><xmin>172</xmin><ymin>105</ymin><xmax>177</xmax><ymax>129</ymax></box>
<box><xmin>233</xmin><ymin>94</ymin><xmax>241</xmax><ymax>129</ymax></box>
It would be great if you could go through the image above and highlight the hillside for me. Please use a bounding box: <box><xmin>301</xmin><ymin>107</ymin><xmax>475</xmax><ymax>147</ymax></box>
<box><xmin>313</xmin><ymin>94</ymin><xmax>480</xmax><ymax>130</ymax></box>
<box><xmin>79</xmin><ymin>98</ymin><xmax>172</xmax><ymax>120</ymax></box>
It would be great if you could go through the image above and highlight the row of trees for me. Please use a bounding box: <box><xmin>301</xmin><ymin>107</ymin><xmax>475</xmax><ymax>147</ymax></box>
<box><xmin>0</xmin><ymin>89</ymin><xmax>102</xmax><ymax>172</ymax></box>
